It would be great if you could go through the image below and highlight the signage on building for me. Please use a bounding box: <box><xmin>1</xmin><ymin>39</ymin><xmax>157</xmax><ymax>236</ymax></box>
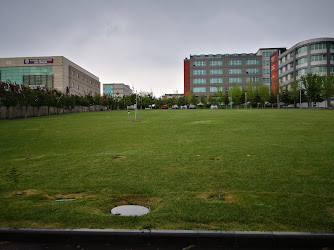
<box><xmin>24</xmin><ymin>58</ymin><xmax>53</xmax><ymax>64</ymax></box>
<box><xmin>270</xmin><ymin>53</ymin><xmax>278</xmax><ymax>93</ymax></box>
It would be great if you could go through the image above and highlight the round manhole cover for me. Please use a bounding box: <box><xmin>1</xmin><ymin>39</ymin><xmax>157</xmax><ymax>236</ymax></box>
<box><xmin>110</xmin><ymin>205</ymin><xmax>150</xmax><ymax>216</ymax></box>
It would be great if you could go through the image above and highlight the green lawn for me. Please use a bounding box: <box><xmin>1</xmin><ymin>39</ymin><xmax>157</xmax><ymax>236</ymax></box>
<box><xmin>0</xmin><ymin>109</ymin><xmax>333</xmax><ymax>232</ymax></box>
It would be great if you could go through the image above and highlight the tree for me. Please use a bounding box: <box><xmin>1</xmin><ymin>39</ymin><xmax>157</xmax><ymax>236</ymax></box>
<box><xmin>216</xmin><ymin>86</ymin><xmax>224</xmax><ymax>108</ymax></box>
<box><xmin>258</xmin><ymin>85</ymin><xmax>270</xmax><ymax>108</ymax></box>
<box><xmin>1</xmin><ymin>83</ymin><xmax>19</xmax><ymax>119</ymax></box>
<box><xmin>190</xmin><ymin>95</ymin><xmax>198</xmax><ymax>105</ymax></box>
<box><xmin>245</xmin><ymin>84</ymin><xmax>255</xmax><ymax>108</ymax></box>
<box><xmin>186</xmin><ymin>91</ymin><xmax>194</xmax><ymax>105</ymax></box>
<box><xmin>301</xmin><ymin>73</ymin><xmax>323</xmax><ymax>108</ymax></box>
<box><xmin>223</xmin><ymin>90</ymin><xmax>229</xmax><ymax>108</ymax></box>
<box><xmin>288</xmin><ymin>76</ymin><xmax>299</xmax><ymax>108</ymax></box>
<box><xmin>177</xmin><ymin>96</ymin><xmax>186</xmax><ymax>107</ymax></box>
<box><xmin>228</xmin><ymin>83</ymin><xmax>242</xmax><ymax>108</ymax></box>
<box><xmin>322</xmin><ymin>72</ymin><xmax>334</xmax><ymax>108</ymax></box>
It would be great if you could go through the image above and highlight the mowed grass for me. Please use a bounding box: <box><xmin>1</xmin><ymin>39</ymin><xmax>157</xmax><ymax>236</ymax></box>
<box><xmin>0</xmin><ymin>109</ymin><xmax>333</xmax><ymax>232</ymax></box>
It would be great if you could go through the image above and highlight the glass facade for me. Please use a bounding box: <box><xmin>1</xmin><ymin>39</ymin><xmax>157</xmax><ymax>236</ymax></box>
<box><xmin>263</xmin><ymin>60</ymin><xmax>270</xmax><ymax>66</ymax></box>
<box><xmin>262</xmin><ymin>51</ymin><xmax>274</xmax><ymax>57</ymax></box>
<box><xmin>311</xmin><ymin>67</ymin><xmax>327</xmax><ymax>73</ymax></box>
<box><xmin>263</xmin><ymin>69</ymin><xmax>270</xmax><ymax>75</ymax></box>
<box><xmin>104</xmin><ymin>84</ymin><xmax>113</xmax><ymax>96</ymax></box>
<box><xmin>0</xmin><ymin>66</ymin><xmax>53</xmax><ymax>88</ymax></box>
<box><xmin>296</xmin><ymin>46</ymin><xmax>307</xmax><ymax>54</ymax></box>
<box><xmin>297</xmin><ymin>57</ymin><xmax>308</xmax><ymax>65</ymax></box>
<box><xmin>263</xmin><ymin>77</ymin><xmax>270</xmax><ymax>83</ymax></box>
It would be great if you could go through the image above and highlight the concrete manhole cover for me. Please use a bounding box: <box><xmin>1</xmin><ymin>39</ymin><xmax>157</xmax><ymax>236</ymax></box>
<box><xmin>110</xmin><ymin>205</ymin><xmax>150</xmax><ymax>216</ymax></box>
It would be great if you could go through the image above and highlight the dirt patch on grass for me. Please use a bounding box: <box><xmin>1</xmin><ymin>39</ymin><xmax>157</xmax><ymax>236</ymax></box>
<box><xmin>15</xmin><ymin>189</ymin><xmax>100</xmax><ymax>200</ymax></box>
<box><xmin>113</xmin><ymin>195</ymin><xmax>161</xmax><ymax>207</ymax></box>
<box><xmin>196</xmin><ymin>191</ymin><xmax>235</xmax><ymax>203</ymax></box>
<box><xmin>111</xmin><ymin>155</ymin><xmax>126</xmax><ymax>160</ymax></box>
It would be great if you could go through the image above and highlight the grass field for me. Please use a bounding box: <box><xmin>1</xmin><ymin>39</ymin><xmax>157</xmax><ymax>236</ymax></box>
<box><xmin>0</xmin><ymin>109</ymin><xmax>333</xmax><ymax>232</ymax></box>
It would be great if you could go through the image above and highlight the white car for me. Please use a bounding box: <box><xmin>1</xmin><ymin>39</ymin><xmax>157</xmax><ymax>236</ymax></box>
<box><xmin>210</xmin><ymin>105</ymin><xmax>218</xmax><ymax>109</ymax></box>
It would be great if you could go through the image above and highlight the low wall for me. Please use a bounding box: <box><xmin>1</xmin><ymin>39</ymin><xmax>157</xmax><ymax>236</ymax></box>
<box><xmin>0</xmin><ymin>105</ymin><xmax>108</xmax><ymax>120</ymax></box>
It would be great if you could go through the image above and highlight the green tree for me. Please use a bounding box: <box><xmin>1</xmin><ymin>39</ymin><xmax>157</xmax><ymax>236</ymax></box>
<box><xmin>258</xmin><ymin>85</ymin><xmax>270</xmax><ymax>108</ymax></box>
<box><xmin>301</xmin><ymin>73</ymin><xmax>323</xmax><ymax>108</ymax></box>
<box><xmin>186</xmin><ymin>91</ymin><xmax>194</xmax><ymax>105</ymax></box>
<box><xmin>177</xmin><ymin>96</ymin><xmax>186</xmax><ymax>106</ymax></box>
<box><xmin>322</xmin><ymin>72</ymin><xmax>334</xmax><ymax>108</ymax></box>
<box><xmin>228</xmin><ymin>83</ymin><xmax>242</xmax><ymax>108</ymax></box>
<box><xmin>223</xmin><ymin>90</ymin><xmax>230</xmax><ymax>108</ymax></box>
<box><xmin>288</xmin><ymin>76</ymin><xmax>300</xmax><ymax>108</ymax></box>
<box><xmin>216</xmin><ymin>86</ymin><xmax>224</xmax><ymax>108</ymax></box>
<box><xmin>245</xmin><ymin>84</ymin><xmax>255</xmax><ymax>108</ymax></box>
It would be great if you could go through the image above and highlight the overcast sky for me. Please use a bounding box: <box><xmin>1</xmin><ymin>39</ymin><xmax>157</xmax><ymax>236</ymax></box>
<box><xmin>1</xmin><ymin>0</ymin><xmax>334</xmax><ymax>97</ymax></box>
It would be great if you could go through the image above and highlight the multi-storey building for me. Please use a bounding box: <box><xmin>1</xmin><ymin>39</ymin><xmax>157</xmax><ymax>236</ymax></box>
<box><xmin>184</xmin><ymin>48</ymin><xmax>285</xmax><ymax>96</ymax></box>
<box><xmin>103</xmin><ymin>83</ymin><xmax>132</xmax><ymax>98</ymax></box>
<box><xmin>0</xmin><ymin>56</ymin><xmax>100</xmax><ymax>96</ymax></box>
<box><xmin>274</xmin><ymin>38</ymin><xmax>334</xmax><ymax>89</ymax></box>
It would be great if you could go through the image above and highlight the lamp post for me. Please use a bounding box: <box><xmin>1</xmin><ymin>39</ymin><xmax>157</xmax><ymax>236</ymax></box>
<box><xmin>245</xmin><ymin>91</ymin><xmax>247</xmax><ymax>109</ymax></box>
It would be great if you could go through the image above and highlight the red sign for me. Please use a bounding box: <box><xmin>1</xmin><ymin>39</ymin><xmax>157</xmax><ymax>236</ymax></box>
<box><xmin>270</xmin><ymin>53</ymin><xmax>278</xmax><ymax>93</ymax></box>
<box><xmin>24</xmin><ymin>58</ymin><xmax>53</xmax><ymax>64</ymax></box>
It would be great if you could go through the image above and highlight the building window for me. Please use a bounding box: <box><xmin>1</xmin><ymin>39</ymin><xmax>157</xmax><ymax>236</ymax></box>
<box><xmin>193</xmin><ymin>61</ymin><xmax>206</xmax><ymax>66</ymax></box>
<box><xmin>246</xmin><ymin>77</ymin><xmax>259</xmax><ymax>83</ymax></box>
<box><xmin>245</xmin><ymin>59</ymin><xmax>259</xmax><ymax>65</ymax></box>
<box><xmin>81</xmin><ymin>76</ymin><xmax>83</xmax><ymax>80</ymax></box>
<box><xmin>229</xmin><ymin>68</ymin><xmax>242</xmax><ymax>74</ymax></box>
<box><xmin>311</xmin><ymin>67</ymin><xmax>327</xmax><ymax>74</ymax></box>
<box><xmin>331</xmin><ymin>66</ymin><xmax>334</xmax><ymax>72</ymax></box>
<box><xmin>193</xmin><ymin>70</ymin><xmax>206</xmax><ymax>75</ymax></box>
<box><xmin>296</xmin><ymin>46</ymin><xmax>307</xmax><ymax>54</ymax></box>
<box><xmin>90</xmin><ymin>80</ymin><xmax>92</xmax><ymax>85</ymax></box>
<box><xmin>311</xmin><ymin>55</ymin><xmax>327</xmax><ymax>62</ymax></box>
<box><xmin>77</xmin><ymin>73</ymin><xmax>79</xmax><ymax>78</ymax></box>
<box><xmin>263</xmin><ymin>60</ymin><xmax>269</xmax><ymax>66</ymax></box>
<box><xmin>297</xmin><ymin>68</ymin><xmax>308</xmax><ymax>77</ymax></box>
<box><xmin>330</xmin><ymin>54</ymin><xmax>334</xmax><ymax>61</ymax></box>
<box><xmin>228</xmin><ymin>60</ymin><xmax>242</xmax><ymax>65</ymax></box>
<box><xmin>72</xmin><ymin>82</ymin><xmax>74</xmax><ymax>88</ymax></box>
<box><xmin>86</xmin><ymin>78</ymin><xmax>88</xmax><ymax>82</ymax></box>
<box><xmin>297</xmin><ymin>57</ymin><xmax>308</xmax><ymax>65</ymax></box>
<box><xmin>210</xmin><ymin>69</ymin><xmax>223</xmax><ymax>75</ymax></box>
<box><xmin>77</xmin><ymin>84</ymin><xmax>79</xmax><ymax>89</ymax></box>
<box><xmin>331</xmin><ymin>44</ymin><xmax>334</xmax><ymax>49</ymax></box>
<box><xmin>262</xmin><ymin>51</ymin><xmax>274</xmax><ymax>57</ymax></box>
<box><xmin>209</xmin><ymin>60</ymin><xmax>223</xmax><ymax>66</ymax></box>
<box><xmin>263</xmin><ymin>69</ymin><xmax>270</xmax><ymax>75</ymax></box>
<box><xmin>229</xmin><ymin>77</ymin><xmax>242</xmax><ymax>83</ymax></box>
<box><xmin>263</xmin><ymin>78</ymin><xmax>270</xmax><ymax>83</ymax></box>
<box><xmin>311</xmin><ymin>43</ymin><xmax>326</xmax><ymax>50</ymax></box>
<box><xmin>193</xmin><ymin>78</ymin><xmax>206</xmax><ymax>84</ymax></box>
<box><xmin>210</xmin><ymin>87</ymin><xmax>223</xmax><ymax>92</ymax></box>
<box><xmin>193</xmin><ymin>87</ymin><xmax>206</xmax><ymax>93</ymax></box>
<box><xmin>210</xmin><ymin>78</ymin><xmax>223</xmax><ymax>84</ymax></box>
<box><xmin>72</xmin><ymin>71</ymin><xmax>74</xmax><ymax>76</ymax></box>
<box><xmin>246</xmin><ymin>68</ymin><xmax>259</xmax><ymax>74</ymax></box>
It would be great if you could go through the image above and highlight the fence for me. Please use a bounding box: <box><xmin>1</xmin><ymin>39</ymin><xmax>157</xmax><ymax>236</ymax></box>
<box><xmin>0</xmin><ymin>105</ymin><xmax>108</xmax><ymax>120</ymax></box>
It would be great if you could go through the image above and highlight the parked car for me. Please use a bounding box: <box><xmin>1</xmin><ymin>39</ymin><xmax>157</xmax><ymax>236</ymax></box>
<box><xmin>172</xmin><ymin>105</ymin><xmax>179</xmax><ymax>109</ymax></box>
<box><xmin>210</xmin><ymin>105</ymin><xmax>218</xmax><ymax>109</ymax></box>
<box><xmin>181</xmin><ymin>105</ymin><xmax>187</xmax><ymax>109</ymax></box>
<box><xmin>161</xmin><ymin>105</ymin><xmax>168</xmax><ymax>109</ymax></box>
<box><xmin>189</xmin><ymin>104</ymin><xmax>196</xmax><ymax>109</ymax></box>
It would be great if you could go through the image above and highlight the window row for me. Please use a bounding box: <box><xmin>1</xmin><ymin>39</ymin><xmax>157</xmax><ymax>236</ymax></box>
<box><xmin>193</xmin><ymin>78</ymin><xmax>224</xmax><ymax>84</ymax></box>
<box><xmin>71</xmin><ymin>70</ymin><xmax>98</xmax><ymax>87</ymax></box>
<box><xmin>311</xmin><ymin>43</ymin><xmax>326</xmax><ymax>50</ymax></box>
<box><xmin>311</xmin><ymin>54</ymin><xmax>327</xmax><ymax>62</ymax></box>
<box><xmin>71</xmin><ymin>82</ymin><xmax>94</xmax><ymax>94</ymax></box>
<box><xmin>246</xmin><ymin>68</ymin><xmax>259</xmax><ymax>74</ymax></box>
<box><xmin>229</xmin><ymin>69</ymin><xmax>242</xmax><ymax>74</ymax></box>
<box><xmin>263</xmin><ymin>78</ymin><xmax>270</xmax><ymax>83</ymax></box>
<box><xmin>262</xmin><ymin>51</ymin><xmax>275</xmax><ymax>58</ymax></box>
<box><xmin>193</xmin><ymin>87</ymin><xmax>225</xmax><ymax>93</ymax></box>
<box><xmin>210</xmin><ymin>69</ymin><xmax>223</xmax><ymax>75</ymax></box>
<box><xmin>263</xmin><ymin>60</ymin><xmax>270</xmax><ymax>66</ymax></box>
<box><xmin>193</xmin><ymin>61</ymin><xmax>206</xmax><ymax>66</ymax></box>
<box><xmin>210</xmin><ymin>60</ymin><xmax>223</xmax><ymax>66</ymax></box>
<box><xmin>228</xmin><ymin>60</ymin><xmax>242</xmax><ymax>65</ymax></box>
<box><xmin>245</xmin><ymin>59</ymin><xmax>259</xmax><ymax>65</ymax></box>
<box><xmin>193</xmin><ymin>60</ymin><xmax>224</xmax><ymax>67</ymax></box>
<box><xmin>311</xmin><ymin>67</ymin><xmax>327</xmax><ymax>74</ymax></box>
<box><xmin>246</xmin><ymin>77</ymin><xmax>259</xmax><ymax>83</ymax></box>
<box><xmin>297</xmin><ymin>57</ymin><xmax>308</xmax><ymax>65</ymax></box>
<box><xmin>263</xmin><ymin>69</ymin><xmax>270</xmax><ymax>75</ymax></box>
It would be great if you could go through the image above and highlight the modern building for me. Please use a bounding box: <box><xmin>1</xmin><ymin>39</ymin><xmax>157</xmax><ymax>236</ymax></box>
<box><xmin>184</xmin><ymin>48</ymin><xmax>285</xmax><ymax>96</ymax></box>
<box><xmin>0</xmin><ymin>56</ymin><xmax>100</xmax><ymax>96</ymax></box>
<box><xmin>273</xmin><ymin>37</ymin><xmax>334</xmax><ymax>90</ymax></box>
<box><xmin>103</xmin><ymin>83</ymin><xmax>132</xmax><ymax>98</ymax></box>
<box><xmin>162</xmin><ymin>93</ymin><xmax>184</xmax><ymax>99</ymax></box>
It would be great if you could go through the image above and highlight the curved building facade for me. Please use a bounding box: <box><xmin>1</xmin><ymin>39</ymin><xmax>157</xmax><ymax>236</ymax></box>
<box><xmin>277</xmin><ymin>37</ymin><xmax>334</xmax><ymax>87</ymax></box>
